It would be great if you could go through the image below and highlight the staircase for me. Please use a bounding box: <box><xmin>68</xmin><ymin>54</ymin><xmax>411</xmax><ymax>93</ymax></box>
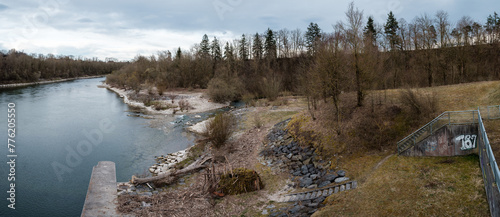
<box><xmin>397</xmin><ymin>110</ymin><xmax>478</xmax><ymax>155</ymax></box>
<box><xmin>277</xmin><ymin>181</ymin><xmax>357</xmax><ymax>202</ymax></box>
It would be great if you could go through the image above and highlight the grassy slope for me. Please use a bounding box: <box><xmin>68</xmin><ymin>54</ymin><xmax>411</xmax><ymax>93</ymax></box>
<box><xmin>312</xmin><ymin>81</ymin><xmax>500</xmax><ymax>216</ymax></box>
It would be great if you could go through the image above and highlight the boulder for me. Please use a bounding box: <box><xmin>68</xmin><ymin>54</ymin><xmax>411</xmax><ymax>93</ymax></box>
<box><xmin>303</xmin><ymin>158</ymin><xmax>312</xmax><ymax>165</ymax></box>
<box><xmin>335</xmin><ymin>177</ymin><xmax>349</xmax><ymax>183</ymax></box>
<box><xmin>301</xmin><ymin>165</ymin><xmax>309</xmax><ymax>174</ymax></box>
<box><xmin>289</xmin><ymin>205</ymin><xmax>305</xmax><ymax>214</ymax></box>
<box><xmin>337</xmin><ymin>170</ymin><xmax>346</xmax><ymax>177</ymax></box>
<box><xmin>310</xmin><ymin>174</ymin><xmax>320</xmax><ymax>180</ymax></box>
<box><xmin>324</xmin><ymin>174</ymin><xmax>337</xmax><ymax>182</ymax></box>
<box><xmin>299</xmin><ymin>177</ymin><xmax>313</xmax><ymax>188</ymax></box>
<box><xmin>318</xmin><ymin>181</ymin><xmax>331</xmax><ymax>188</ymax></box>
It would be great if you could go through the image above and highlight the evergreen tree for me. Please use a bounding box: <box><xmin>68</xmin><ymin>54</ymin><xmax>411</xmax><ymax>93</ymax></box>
<box><xmin>175</xmin><ymin>47</ymin><xmax>182</xmax><ymax>60</ymax></box>
<box><xmin>239</xmin><ymin>34</ymin><xmax>249</xmax><ymax>60</ymax></box>
<box><xmin>364</xmin><ymin>16</ymin><xmax>377</xmax><ymax>45</ymax></box>
<box><xmin>384</xmin><ymin>11</ymin><xmax>400</xmax><ymax>50</ymax></box>
<box><xmin>211</xmin><ymin>36</ymin><xmax>222</xmax><ymax>61</ymax></box>
<box><xmin>252</xmin><ymin>32</ymin><xmax>263</xmax><ymax>60</ymax></box>
<box><xmin>264</xmin><ymin>28</ymin><xmax>277</xmax><ymax>59</ymax></box>
<box><xmin>224</xmin><ymin>42</ymin><xmax>234</xmax><ymax>60</ymax></box>
<box><xmin>200</xmin><ymin>34</ymin><xmax>211</xmax><ymax>57</ymax></box>
<box><xmin>305</xmin><ymin>22</ymin><xmax>321</xmax><ymax>55</ymax></box>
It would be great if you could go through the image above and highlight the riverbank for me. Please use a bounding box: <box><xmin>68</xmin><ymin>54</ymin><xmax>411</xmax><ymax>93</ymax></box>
<box><xmin>0</xmin><ymin>75</ymin><xmax>106</xmax><ymax>88</ymax></box>
<box><xmin>104</xmin><ymin>84</ymin><xmax>229</xmax><ymax>115</ymax></box>
<box><xmin>116</xmin><ymin>97</ymin><xmax>308</xmax><ymax>216</ymax></box>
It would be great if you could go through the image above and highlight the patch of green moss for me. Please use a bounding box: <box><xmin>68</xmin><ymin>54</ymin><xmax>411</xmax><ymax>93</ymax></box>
<box><xmin>218</xmin><ymin>168</ymin><xmax>264</xmax><ymax>195</ymax></box>
<box><xmin>175</xmin><ymin>142</ymin><xmax>205</xmax><ymax>170</ymax></box>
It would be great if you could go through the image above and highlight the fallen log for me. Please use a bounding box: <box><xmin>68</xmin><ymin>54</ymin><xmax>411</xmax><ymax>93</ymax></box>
<box><xmin>132</xmin><ymin>154</ymin><xmax>212</xmax><ymax>185</ymax></box>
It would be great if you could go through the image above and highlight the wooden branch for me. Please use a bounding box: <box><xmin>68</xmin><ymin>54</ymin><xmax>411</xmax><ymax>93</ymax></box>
<box><xmin>132</xmin><ymin>155</ymin><xmax>212</xmax><ymax>185</ymax></box>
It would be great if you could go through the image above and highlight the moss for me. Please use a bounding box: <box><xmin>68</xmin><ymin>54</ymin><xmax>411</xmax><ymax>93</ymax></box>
<box><xmin>175</xmin><ymin>142</ymin><xmax>205</xmax><ymax>170</ymax></box>
<box><xmin>218</xmin><ymin>168</ymin><xmax>264</xmax><ymax>195</ymax></box>
<box><xmin>286</xmin><ymin>114</ymin><xmax>319</xmax><ymax>147</ymax></box>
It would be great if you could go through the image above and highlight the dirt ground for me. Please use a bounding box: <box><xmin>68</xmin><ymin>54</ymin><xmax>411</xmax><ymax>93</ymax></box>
<box><xmin>117</xmin><ymin>103</ymin><xmax>301</xmax><ymax>216</ymax></box>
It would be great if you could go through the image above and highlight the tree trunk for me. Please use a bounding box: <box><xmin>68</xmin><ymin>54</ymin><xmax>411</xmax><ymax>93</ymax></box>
<box><xmin>132</xmin><ymin>155</ymin><xmax>212</xmax><ymax>185</ymax></box>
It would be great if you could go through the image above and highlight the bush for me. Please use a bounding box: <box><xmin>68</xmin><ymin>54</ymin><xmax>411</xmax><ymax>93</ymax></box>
<box><xmin>260</xmin><ymin>76</ymin><xmax>281</xmax><ymax>101</ymax></box>
<box><xmin>204</xmin><ymin>113</ymin><xmax>235</xmax><ymax>148</ymax></box>
<box><xmin>178</xmin><ymin>99</ymin><xmax>192</xmax><ymax>112</ymax></box>
<box><xmin>399</xmin><ymin>89</ymin><xmax>439</xmax><ymax>119</ymax></box>
<box><xmin>217</xmin><ymin>168</ymin><xmax>264</xmax><ymax>195</ymax></box>
<box><xmin>207</xmin><ymin>77</ymin><xmax>243</xmax><ymax>103</ymax></box>
<box><xmin>253</xmin><ymin>115</ymin><xmax>263</xmax><ymax>129</ymax></box>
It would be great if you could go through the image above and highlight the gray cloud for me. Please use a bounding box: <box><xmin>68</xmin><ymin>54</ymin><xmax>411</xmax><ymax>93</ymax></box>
<box><xmin>0</xmin><ymin>0</ymin><xmax>498</xmax><ymax>61</ymax></box>
<box><xmin>77</xmin><ymin>18</ymin><xmax>93</xmax><ymax>23</ymax></box>
<box><xmin>0</xmin><ymin>3</ymin><xmax>8</xmax><ymax>11</ymax></box>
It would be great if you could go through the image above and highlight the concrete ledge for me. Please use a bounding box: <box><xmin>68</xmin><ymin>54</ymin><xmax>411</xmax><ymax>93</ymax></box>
<box><xmin>81</xmin><ymin>161</ymin><xmax>120</xmax><ymax>217</ymax></box>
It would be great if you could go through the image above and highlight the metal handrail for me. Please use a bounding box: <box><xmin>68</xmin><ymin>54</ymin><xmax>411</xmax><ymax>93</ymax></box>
<box><xmin>397</xmin><ymin>110</ymin><xmax>478</xmax><ymax>154</ymax></box>
<box><xmin>477</xmin><ymin>109</ymin><xmax>500</xmax><ymax>193</ymax></box>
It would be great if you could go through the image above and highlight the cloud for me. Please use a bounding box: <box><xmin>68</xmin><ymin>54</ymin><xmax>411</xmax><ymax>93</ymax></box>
<box><xmin>0</xmin><ymin>0</ymin><xmax>498</xmax><ymax>60</ymax></box>
<box><xmin>77</xmin><ymin>18</ymin><xmax>93</xmax><ymax>23</ymax></box>
<box><xmin>0</xmin><ymin>3</ymin><xmax>8</xmax><ymax>11</ymax></box>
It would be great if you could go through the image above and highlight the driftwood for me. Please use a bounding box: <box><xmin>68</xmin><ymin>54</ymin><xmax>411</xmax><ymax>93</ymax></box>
<box><xmin>132</xmin><ymin>155</ymin><xmax>212</xmax><ymax>185</ymax></box>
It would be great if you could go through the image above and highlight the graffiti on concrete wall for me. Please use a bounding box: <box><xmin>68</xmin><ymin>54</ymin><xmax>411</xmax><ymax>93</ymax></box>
<box><xmin>424</xmin><ymin>140</ymin><xmax>437</xmax><ymax>152</ymax></box>
<box><xmin>455</xmin><ymin>135</ymin><xmax>477</xmax><ymax>150</ymax></box>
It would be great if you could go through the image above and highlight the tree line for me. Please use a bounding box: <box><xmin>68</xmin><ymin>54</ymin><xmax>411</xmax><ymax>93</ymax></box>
<box><xmin>105</xmin><ymin>3</ymin><xmax>500</xmax><ymax>106</ymax></box>
<box><xmin>0</xmin><ymin>49</ymin><xmax>126</xmax><ymax>84</ymax></box>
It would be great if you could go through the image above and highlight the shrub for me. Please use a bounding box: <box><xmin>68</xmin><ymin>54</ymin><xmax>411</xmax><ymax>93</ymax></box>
<box><xmin>178</xmin><ymin>99</ymin><xmax>192</xmax><ymax>112</ymax></box>
<box><xmin>260</xmin><ymin>76</ymin><xmax>281</xmax><ymax>101</ymax></box>
<box><xmin>217</xmin><ymin>168</ymin><xmax>264</xmax><ymax>195</ymax></box>
<box><xmin>204</xmin><ymin>113</ymin><xmax>235</xmax><ymax>148</ymax></box>
<box><xmin>253</xmin><ymin>115</ymin><xmax>263</xmax><ymax>129</ymax></box>
<box><xmin>207</xmin><ymin>77</ymin><xmax>243</xmax><ymax>103</ymax></box>
<box><xmin>399</xmin><ymin>88</ymin><xmax>439</xmax><ymax>119</ymax></box>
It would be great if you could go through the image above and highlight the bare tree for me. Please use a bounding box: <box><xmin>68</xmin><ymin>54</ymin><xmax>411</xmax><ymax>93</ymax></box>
<box><xmin>435</xmin><ymin>10</ymin><xmax>451</xmax><ymax>48</ymax></box>
<box><xmin>343</xmin><ymin>1</ymin><xmax>365</xmax><ymax>106</ymax></box>
<box><xmin>291</xmin><ymin>28</ymin><xmax>304</xmax><ymax>56</ymax></box>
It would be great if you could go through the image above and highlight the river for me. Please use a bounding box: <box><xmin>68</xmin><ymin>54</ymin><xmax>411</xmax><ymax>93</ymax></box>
<box><xmin>0</xmin><ymin>77</ymin><xmax>196</xmax><ymax>216</ymax></box>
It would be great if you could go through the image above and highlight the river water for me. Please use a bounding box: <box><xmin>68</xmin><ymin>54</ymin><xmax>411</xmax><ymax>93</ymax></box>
<box><xmin>0</xmin><ymin>77</ymin><xmax>196</xmax><ymax>216</ymax></box>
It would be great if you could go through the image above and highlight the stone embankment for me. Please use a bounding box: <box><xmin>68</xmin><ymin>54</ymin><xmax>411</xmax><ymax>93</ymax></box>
<box><xmin>260</xmin><ymin>119</ymin><xmax>355</xmax><ymax>217</ymax></box>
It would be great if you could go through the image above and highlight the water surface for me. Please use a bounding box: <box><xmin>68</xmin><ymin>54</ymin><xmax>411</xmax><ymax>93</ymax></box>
<box><xmin>0</xmin><ymin>78</ymin><xmax>194</xmax><ymax>216</ymax></box>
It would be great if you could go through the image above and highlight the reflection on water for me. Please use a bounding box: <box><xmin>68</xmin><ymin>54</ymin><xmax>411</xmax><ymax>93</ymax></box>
<box><xmin>0</xmin><ymin>78</ymin><xmax>195</xmax><ymax>217</ymax></box>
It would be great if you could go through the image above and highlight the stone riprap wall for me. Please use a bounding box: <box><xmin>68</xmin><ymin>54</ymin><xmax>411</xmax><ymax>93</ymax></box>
<box><xmin>260</xmin><ymin>119</ymin><xmax>354</xmax><ymax>217</ymax></box>
<box><xmin>401</xmin><ymin>124</ymin><xmax>478</xmax><ymax>157</ymax></box>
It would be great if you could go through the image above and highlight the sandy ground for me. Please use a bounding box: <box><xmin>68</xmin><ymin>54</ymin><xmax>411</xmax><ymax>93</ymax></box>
<box><xmin>104</xmin><ymin>84</ymin><xmax>229</xmax><ymax>115</ymax></box>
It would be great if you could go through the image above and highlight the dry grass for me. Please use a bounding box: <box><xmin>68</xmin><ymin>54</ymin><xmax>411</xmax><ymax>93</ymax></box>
<box><xmin>290</xmin><ymin>81</ymin><xmax>500</xmax><ymax>216</ymax></box>
<box><xmin>483</xmin><ymin>119</ymin><xmax>500</xmax><ymax>160</ymax></box>
<box><xmin>374</xmin><ymin>81</ymin><xmax>500</xmax><ymax>111</ymax></box>
<box><xmin>314</xmin><ymin>155</ymin><xmax>488</xmax><ymax>217</ymax></box>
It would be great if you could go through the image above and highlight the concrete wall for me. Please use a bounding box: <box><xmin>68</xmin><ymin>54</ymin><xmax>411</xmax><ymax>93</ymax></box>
<box><xmin>401</xmin><ymin>124</ymin><xmax>478</xmax><ymax>157</ymax></box>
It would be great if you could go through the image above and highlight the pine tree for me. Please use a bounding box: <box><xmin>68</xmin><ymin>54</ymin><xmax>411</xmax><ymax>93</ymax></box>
<box><xmin>252</xmin><ymin>33</ymin><xmax>263</xmax><ymax>60</ymax></box>
<box><xmin>211</xmin><ymin>36</ymin><xmax>222</xmax><ymax>61</ymax></box>
<box><xmin>364</xmin><ymin>16</ymin><xmax>377</xmax><ymax>46</ymax></box>
<box><xmin>384</xmin><ymin>11</ymin><xmax>400</xmax><ymax>50</ymax></box>
<box><xmin>305</xmin><ymin>22</ymin><xmax>321</xmax><ymax>55</ymax></box>
<box><xmin>175</xmin><ymin>47</ymin><xmax>182</xmax><ymax>60</ymax></box>
<box><xmin>200</xmin><ymin>34</ymin><xmax>211</xmax><ymax>57</ymax></box>
<box><xmin>224</xmin><ymin>42</ymin><xmax>233</xmax><ymax>60</ymax></box>
<box><xmin>264</xmin><ymin>28</ymin><xmax>277</xmax><ymax>59</ymax></box>
<box><xmin>239</xmin><ymin>34</ymin><xmax>248</xmax><ymax>60</ymax></box>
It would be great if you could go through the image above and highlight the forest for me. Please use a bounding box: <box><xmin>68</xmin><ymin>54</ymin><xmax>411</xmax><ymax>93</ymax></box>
<box><xmin>105</xmin><ymin>4</ymin><xmax>500</xmax><ymax>109</ymax></box>
<box><xmin>0</xmin><ymin>49</ymin><xmax>126</xmax><ymax>84</ymax></box>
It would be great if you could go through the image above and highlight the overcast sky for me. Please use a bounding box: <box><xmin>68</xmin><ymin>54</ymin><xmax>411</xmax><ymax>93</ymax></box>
<box><xmin>0</xmin><ymin>0</ymin><xmax>498</xmax><ymax>61</ymax></box>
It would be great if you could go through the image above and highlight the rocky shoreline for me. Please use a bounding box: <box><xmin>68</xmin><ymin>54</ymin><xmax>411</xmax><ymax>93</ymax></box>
<box><xmin>260</xmin><ymin>119</ymin><xmax>351</xmax><ymax>217</ymax></box>
<box><xmin>104</xmin><ymin>84</ymin><xmax>229</xmax><ymax>115</ymax></box>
